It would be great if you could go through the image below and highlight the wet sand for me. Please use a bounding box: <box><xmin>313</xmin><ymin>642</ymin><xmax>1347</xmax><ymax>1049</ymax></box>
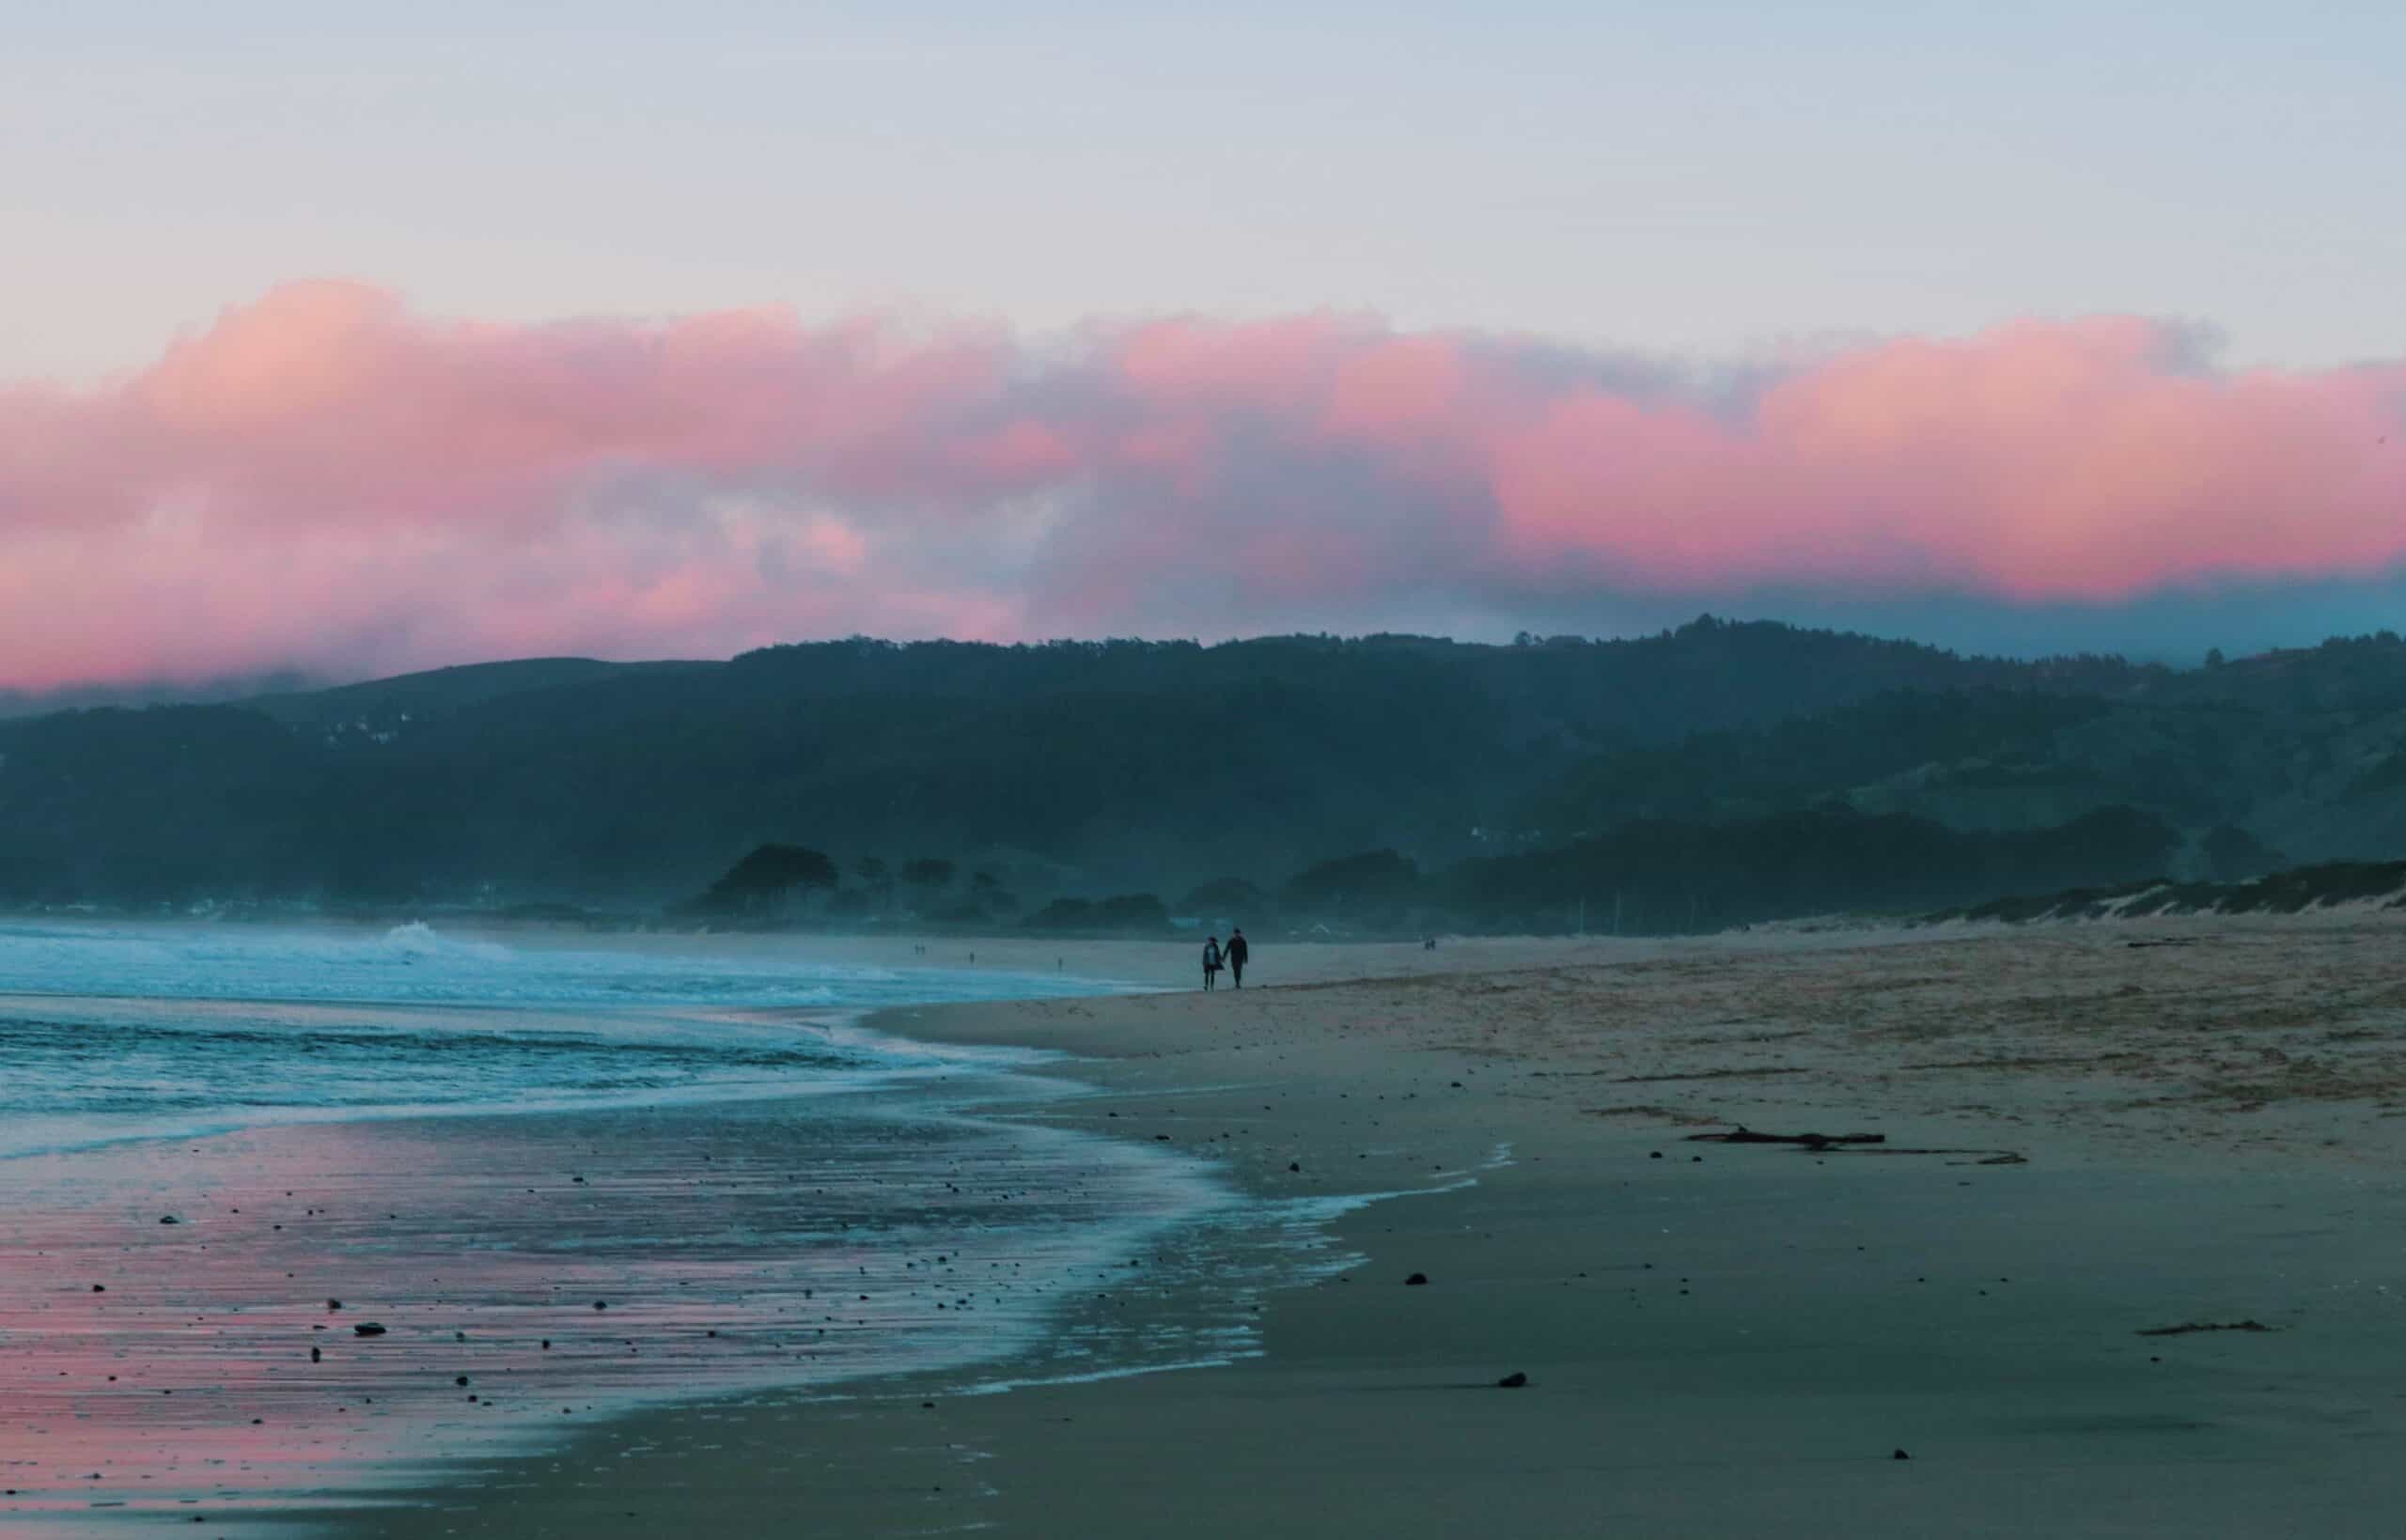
<box><xmin>0</xmin><ymin>1063</ymin><xmax>1236</xmax><ymax>1530</ymax></box>
<box><xmin>286</xmin><ymin>913</ymin><xmax>2406</xmax><ymax>1538</ymax></box>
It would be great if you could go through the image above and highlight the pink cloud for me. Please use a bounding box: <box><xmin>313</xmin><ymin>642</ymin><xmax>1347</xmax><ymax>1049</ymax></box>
<box><xmin>1</xmin><ymin>284</ymin><xmax>2402</xmax><ymax>692</ymax></box>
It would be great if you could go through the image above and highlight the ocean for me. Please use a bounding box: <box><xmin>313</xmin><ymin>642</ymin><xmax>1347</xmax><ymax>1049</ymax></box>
<box><xmin>0</xmin><ymin>919</ymin><xmax>1131</xmax><ymax>1159</ymax></box>
<box><xmin>0</xmin><ymin>921</ymin><xmax>1320</xmax><ymax>1528</ymax></box>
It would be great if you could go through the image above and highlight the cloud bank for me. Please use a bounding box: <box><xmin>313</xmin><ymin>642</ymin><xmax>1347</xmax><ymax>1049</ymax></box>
<box><xmin>3</xmin><ymin>281</ymin><xmax>2401</xmax><ymax>692</ymax></box>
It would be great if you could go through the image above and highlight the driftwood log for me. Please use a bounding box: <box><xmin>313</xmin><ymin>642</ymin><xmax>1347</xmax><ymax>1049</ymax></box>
<box><xmin>1684</xmin><ymin>1126</ymin><xmax>2026</xmax><ymax>1164</ymax></box>
<box><xmin>1686</xmin><ymin>1127</ymin><xmax>1886</xmax><ymax>1149</ymax></box>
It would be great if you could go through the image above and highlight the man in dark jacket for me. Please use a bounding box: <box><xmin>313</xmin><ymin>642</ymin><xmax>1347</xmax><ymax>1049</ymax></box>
<box><xmin>1226</xmin><ymin>928</ymin><xmax>1249</xmax><ymax>988</ymax></box>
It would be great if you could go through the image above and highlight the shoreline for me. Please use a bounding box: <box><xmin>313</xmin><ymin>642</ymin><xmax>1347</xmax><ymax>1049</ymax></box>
<box><xmin>0</xmin><ymin>932</ymin><xmax>1261</xmax><ymax>1537</ymax></box>
<box><xmin>1</xmin><ymin>1066</ymin><xmax>1245</xmax><ymax>1532</ymax></box>
<box><xmin>316</xmin><ymin>914</ymin><xmax>2406</xmax><ymax>1537</ymax></box>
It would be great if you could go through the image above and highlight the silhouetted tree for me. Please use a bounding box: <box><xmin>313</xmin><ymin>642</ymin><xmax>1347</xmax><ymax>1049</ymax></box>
<box><xmin>690</xmin><ymin>844</ymin><xmax>838</xmax><ymax>916</ymax></box>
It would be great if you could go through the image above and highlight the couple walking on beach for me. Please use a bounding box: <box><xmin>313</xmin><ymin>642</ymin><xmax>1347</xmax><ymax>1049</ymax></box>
<box><xmin>1202</xmin><ymin>929</ymin><xmax>1248</xmax><ymax>991</ymax></box>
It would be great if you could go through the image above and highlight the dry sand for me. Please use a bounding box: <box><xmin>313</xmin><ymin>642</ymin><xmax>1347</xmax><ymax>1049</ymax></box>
<box><xmin>327</xmin><ymin>915</ymin><xmax>2406</xmax><ymax>1538</ymax></box>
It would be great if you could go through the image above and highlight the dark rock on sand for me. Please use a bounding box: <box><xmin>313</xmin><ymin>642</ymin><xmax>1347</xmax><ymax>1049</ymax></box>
<box><xmin>1404</xmin><ymin>1272</ymin><xmax>1430</xmax><ymax>1286</ymax></box>
<box><xmin>2137</xmin><ymin>1319</ymin><xmax>2273</xmax><ymax>1336</ymax></box>
<box><xmin>1893</xmin><ymin>1449</ymin><xmax>1911</xmax><ymax>1460</ymax></box>
<box><xmin>1496</xmin><ymin>1372</ymin><xmax>1528</xmax><ymax>1389</ymax></box>
<box><xmin>353</xmin><ymin>1323</ymin><xmax>388</xmax><ymax>1337</ymax></box>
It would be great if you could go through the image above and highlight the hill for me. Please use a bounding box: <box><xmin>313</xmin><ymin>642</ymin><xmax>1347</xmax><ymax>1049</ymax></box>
<box><xmin>4</xmin><ymin>618</ymin><xmax>2402</xmax><ymax>929</ymax></box>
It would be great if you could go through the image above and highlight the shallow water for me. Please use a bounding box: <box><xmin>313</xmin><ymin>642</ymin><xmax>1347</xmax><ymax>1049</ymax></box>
<box><xmin>0</xmin><ymin>922</ymin><xmax>1241</xmax><ymax>1528</ymax></box>
<box><xmin>0</xmin><ymin>920</ymin><xmax>1123</xmax><ymax>1158</ymax></box>
<box><xmin>0</xmin><ymin>1088</ymin><xmax>1242</xmax><ymax>1525</ymax></box>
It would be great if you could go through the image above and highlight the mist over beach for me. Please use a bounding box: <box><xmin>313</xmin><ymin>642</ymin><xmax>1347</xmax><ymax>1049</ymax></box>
<box><xmin>9</xmin><ymin>2</ymin><xmax>2406</xmax><ymax>1535</ymax></box>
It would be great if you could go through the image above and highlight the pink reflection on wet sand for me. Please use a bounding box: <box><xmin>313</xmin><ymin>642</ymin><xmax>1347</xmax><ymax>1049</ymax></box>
<box><xmin>0</xmin><ymin>1090</ymin><xmax>1219</xmax><ymax>1526</ymax></box>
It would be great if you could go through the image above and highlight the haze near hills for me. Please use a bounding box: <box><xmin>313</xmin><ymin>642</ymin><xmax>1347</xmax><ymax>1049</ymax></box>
<box><xmin>6</xmin><ymin>617</ymin><xmax>2406</xmax><ymax>932</ymax></box>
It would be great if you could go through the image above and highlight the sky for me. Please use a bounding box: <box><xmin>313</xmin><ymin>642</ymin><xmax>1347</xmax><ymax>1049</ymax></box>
<box><xmin>4</xmin><ymin>1</ymin><xmax>2404</xmax><ymax>692</ymax></box>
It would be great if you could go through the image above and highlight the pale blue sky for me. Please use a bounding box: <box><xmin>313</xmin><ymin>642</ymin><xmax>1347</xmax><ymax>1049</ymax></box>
<box><xmin>7</xmin><ymin>0</ymin><xmax>2402</xmax><ymax>381</ymax></box>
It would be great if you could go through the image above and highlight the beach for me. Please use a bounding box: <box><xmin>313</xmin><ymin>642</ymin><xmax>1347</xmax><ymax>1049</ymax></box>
<box><xmin>302</xmin><ymin>914</ymin><xmax>2406</xmax><ymax>1538</ymax></box>
<box><xmin>0</xmin><ymin>923</ymin><xmax>1191</xmax><ymax>1530</ymax></box>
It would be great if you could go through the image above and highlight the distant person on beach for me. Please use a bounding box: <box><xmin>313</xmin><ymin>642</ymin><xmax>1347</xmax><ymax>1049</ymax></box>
<box><xmin>1202</xmin><ymin>936</ymin><xmax>1223</xmax><ymax>990</ymax></box>
<box><xmin>1226</xmin><ymin>928</ymin><xmax>1248</xmax><ymax>988</ymax></box>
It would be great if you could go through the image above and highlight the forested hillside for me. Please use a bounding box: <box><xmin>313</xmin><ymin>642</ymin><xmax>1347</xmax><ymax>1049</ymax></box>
<box><xmin>6</xmin><ymin>619</ymin><xmax>2405</xmax><ymax>931</ymax></box>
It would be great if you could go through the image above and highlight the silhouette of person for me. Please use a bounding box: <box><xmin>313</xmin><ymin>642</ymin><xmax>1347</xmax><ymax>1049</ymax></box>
<box><xmin>1202</xmin><ymin>935</ymin><xmax>1223</xmax><ymax>991</ymax></box>
<box><xmin>1226</xmin><ymin>928</ymin><xmax>1248</xmax><ymax>988</ymax></box>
